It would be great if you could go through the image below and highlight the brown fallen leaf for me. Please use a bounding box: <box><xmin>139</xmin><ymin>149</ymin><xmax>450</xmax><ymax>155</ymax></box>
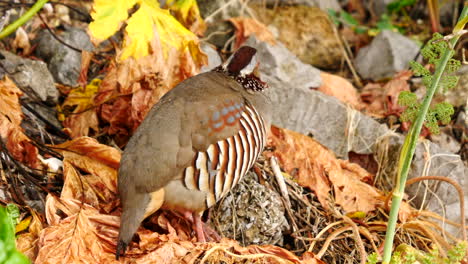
<box><xmin>229</xmin><ymin>17</ymin><xmax>276</xmax><ymax>49</ymax></box>
<box><xmin>16</xmin><ymin>209</ymin><xmax>44</xmax><ymax>260</ymax></box>
<box><xmin>51</xmin><ymin>137</ymin><xmax>120</xmax><ymax>212</ymax></box>
<box><xmin>0</xmin><ymin>76</ymin><xmax>40</xmax><ymax>168</ymax></box>
<box><xmin>318</xmin><ymin>72</ymin><xmax>362</xmax><ymax>109</ymax></box>
<box><xmin>36</xmin><ymin>197</ymin><xmax>120</xmax><ymax>264</ymax></box>
<box><xmin>61</xmin><ymin>79</ymin><xmax>100</xmax><ymax>138</ymax></box>
<box><xmin>361</xmin><ymin>70</ymin><xmax>412</xmax><ymax>118</ymax></box>
<box><xmin>267</xmin><ymin>125</ymin><xmax>384</xmax><ymax>213</ymax></box>
<box><xmin>93</xmin><ymin>32</ymin><xmax>206</xmax><ymax>145</ymax></box>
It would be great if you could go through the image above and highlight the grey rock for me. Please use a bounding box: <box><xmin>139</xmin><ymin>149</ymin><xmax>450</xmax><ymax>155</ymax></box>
<box><xmin>198</xmin><ymin>0</ymin><xmax>242</xmax><ymax>48</ymax></box>
<box><xmin>0</xmin><ymin>50</ymin><xmax>58</xmax><ymax>103</ymax></box>
<box><xmin>245</xmin><ymin>35</ymin><xmax>466</xmax><ymax>236</ymax></box>
<box><xmin>365</xmin><ymin>0</ymin><xmax>394</xmax><ymax>16</ymax></box>
<box><xmin>200</xmin><ymin>42</ymin><xmax>222</xmax><ymax>73</ymax></box>
<box><xmin>430</xmin><ymin>132</ymin><xmax>461</xmax><ymax>154</ymax></box>
<box><xmin>246</xmin><ymin>35</ymin><xmax>387</xmax><ymax>157</ymax></box>
<box><xmin>249</xmin><ymin>0</ymin><xmax>342</xmax><ymax>11</ymax></box>
<box><xmin>355</xmin><ymin>30</ymin><xmax>420</xmax><ymax>81</ymax></box>
<box><xmin>35</xmin><ymin>27</ymin><xmax>94</xmax><ymax>86</ymax></box>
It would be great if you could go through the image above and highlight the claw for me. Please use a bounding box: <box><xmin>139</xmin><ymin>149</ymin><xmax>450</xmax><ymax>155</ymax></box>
<box><xmin>115</xmin><ymin>240</ymin><xmax>127</xmax><ymax>260</ymax></box>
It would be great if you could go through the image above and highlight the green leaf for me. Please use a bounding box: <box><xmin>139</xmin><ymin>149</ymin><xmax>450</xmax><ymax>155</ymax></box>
<box><xmin>432</xmin><ymin>102</ymin><xmax>454</xmax><ymax>125</ymax></box>
<box><xmin>445</xmin><ymin>58</ymin><xmax>461</xmax><ymax>74</ymax></box>
<box><xmin>0</xmin><ymin>205</ymin><xmax>30</xmax><ymax>264</ymax></box>
<box><xmin>327</xmin><ymin>9</ymin><xmax>340</xmax><ymax>26</ymax></box>
<box><xmin>366</xmin><ymin>252</ymin><xmax>379</xmax><ymax>264</ymax></box>
<box><xmin>438</xmin><ymin>75</ymin><xmax>459</xmax><ymax>92</ymax></box>
<box><xmin>387</xmin><ymin>0</ymin><xmax>417</xmax><ymax>13</ymax></box>
<box><xmin>447</xmin><ymin>241</ymin><xmax>467</xmax><ymax>262</ymax></box>
<box><xmin>398</xmin><ymin>91</ymin><xmax>417</xmax><ymax>107</ymax></box>
<box><xmin>376</xmin><ymin>14</ymin><xmax>394</xmax><ymax>31</ymax></box>
<box><xmin>340</xmin><ymin>11</ymin><xmax>359</xmax><ymax>26</ymax></box>
<box><xmin>409</xmin><ymin>61</ymin><xmax>430</xmax><ymax>77</ymax></box>
<box><xmin>6</xmin><ymin>204</ymin><xmax>20</xmax><ymax>225</ymax></box>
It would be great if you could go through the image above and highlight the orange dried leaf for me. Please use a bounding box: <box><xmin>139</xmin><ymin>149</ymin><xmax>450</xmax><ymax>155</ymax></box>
<box><xmin>61</xmin><ymin>79</ymin><xmax>101</xmax><ymax>137</ymax></box>
<box><xmin>361</xmin><ymin>70</ymin><xmax>412</xmax><ymax>117</ymax></box>
<box><xmin>36</xmin><ymin>197</ymin><xmax>119</xmax><ymax>263</ymax></box>
<box><xmin>318</xmin><ymin>72</ymin><xmax>362</xmax><ymax>109</ymax></box>
<box><xmin>51</xmin><ymin>137</ymin><xmax>120</xmax><ymax>211</ymax></box>
<box><xmin>16</xmin><ymin>210</ymin><xmax>44</xmax><ymax>260</ymax></box>
<box><xmin>229</xmin><ymin>17</ymin><xmax>276</xmax><ymax>49</ymax></box>
<box><xmin>267</xmin><ymin>126</ymin><xmax>383</xmax><ymax>213</ymax></box>
<box><xmin>95</xmin><ymin>29</ymin><xmax>205</xmax><ymax>143</ymax></box>
<box><xmin>0</xmin><ymin>76</ymin><xmax>40</xmax><ymax>168</ymax></box>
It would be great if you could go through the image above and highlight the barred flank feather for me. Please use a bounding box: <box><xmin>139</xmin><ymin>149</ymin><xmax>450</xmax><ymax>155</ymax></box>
<box><xmin>183</xmin><ymin>104</ymin><xmax>267</xmax><ymax>208</ymax></box>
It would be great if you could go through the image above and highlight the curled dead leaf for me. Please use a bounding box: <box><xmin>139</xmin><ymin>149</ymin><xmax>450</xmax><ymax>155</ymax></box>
<box><xmin>0</xmin><ymin>76</ymin><xmax>40</xmax><ymax>168</ymax></box>
<box><xmin>51</xmin><ymin>137</ymin><xmax>120</xmax><ymax>212</ymax></box>
<box><xmin>229</xmin><ymin>17</ymin><xmax>276</xmax><ymax>49</ymax></box>
<box><xmin>318</xmin><ymin>72</ymin><xmax>362</xmax><ymax>109</ymax></box>
<box><xmin>267</xmin><ymin>126</ymin><xmax>384</xmax><ymax>213</ymax></box>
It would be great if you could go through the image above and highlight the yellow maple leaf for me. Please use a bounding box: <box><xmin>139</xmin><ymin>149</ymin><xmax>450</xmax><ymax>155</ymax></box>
<box><xmin>89</xmin><ymin>0</ymin><xmax>205</xmax><ymax>62</ymax></box>
<box><xmin>61</xmin><ymin>79</ymin><xmax>101</xmax><ymax>115</ymax></box>
<box><xmin>167</xmin><ymin>0</ymin><xmax>206</xmax><ymax>35</ymax></box>
<box><xmin>89</xmin><ymin>0</ymin><xmax>136</xmax><ymax>43</ymax></box>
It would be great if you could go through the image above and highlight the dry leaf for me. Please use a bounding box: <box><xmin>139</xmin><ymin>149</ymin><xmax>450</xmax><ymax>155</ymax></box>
<box><xmin>0</xmin><ymin>76</ymin><xmax>40</xmax><ymax>168</ymax></box>
<box><xmin>36</xmin><ymin>197</ymin><xmax>119</xmax><ymax>264</ymax></box>
<box><xmin>61</xmin><ymin>79</ymin><xmax>100</xmax><ymax>138</ymax></box>
<box><xmin>167</xmin><ymin>0</ymin><xmax>206</xmax><ymax>36</ymax></box>
<box><xmin>16</xmin><ymin>209</ymin><xmax>44</xmax><ymax>260</ymax></box>
<box><xmin>361</xmin><ymin>71</ymin><xmax>412</xmax><ymax>118</ymax></box>
<box><xmin>94</xmin><ymin>30</ymin><xmax>205</xmax><ymax>144</ymax></box>
<box><xmin>229</xmin><ymin>17</ymin><xmax>276</xmax><ymax>49</ymax></box>
<box><xmin>51</xmin><ymin>137</ymin><xmax>120</xmax><ymax>212</ymax></box>
<box><xmin>318</xmin><ymin>72</ymin><xmax>362</xmax><ymax>109</ymax></box>
<box><xmin>267</xmin><ymin>126</ymin><xmax>383</xmax><ymax>213</ymax></box>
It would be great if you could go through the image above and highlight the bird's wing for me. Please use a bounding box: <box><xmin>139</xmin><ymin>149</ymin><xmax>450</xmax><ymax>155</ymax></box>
<box><xmin>119</xmin><ymin>72</ymin><xmax>249</xmax><ymax>193</ymax></box>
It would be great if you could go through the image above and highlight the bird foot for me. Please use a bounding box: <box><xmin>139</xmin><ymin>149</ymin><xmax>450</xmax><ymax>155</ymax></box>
<box><xmin>115</xmin><ymin>240</ymin><xmax>127</xmax><ymax>260</ymax></box>
<box><xmin>182</xmin><ymin>211</ymin><xmax>221</xmax><ymax>243</ymax></box>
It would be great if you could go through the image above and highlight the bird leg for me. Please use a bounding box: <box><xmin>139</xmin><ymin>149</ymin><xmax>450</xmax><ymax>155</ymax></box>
<box><xmin>182</xmin><ymin>211</ymin><xmax>220</xmax><ymax>242</ymax></box>
<box><xmin>192</xmin><ymin>212</ymin><xmax>207</xmax><ymax>242</ymax></box>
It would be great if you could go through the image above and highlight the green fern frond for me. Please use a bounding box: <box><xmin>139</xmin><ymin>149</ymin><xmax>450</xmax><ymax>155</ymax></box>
<box><xmin>445</xmin><ymin>58</ymin><xmax>461</xmax><ymax>74</ymax></box>
<box><xmin>447</xmin><ymin>241</ymin><xmax>467</xmax><ymax>263</ymax></box>
<box><xmin>398</xmin><ymin>91</ymin><xmax>418</xmax><ymax>106</ymax></box>
<box><xmin>422</xmin><ymin>75</ymin><xmax>433</xmax><ymax>87</ymax></box>
<box><xmin>421</xmin><ymin>33</ymin><xmax>446</xmax><ymax>64</ymax></box>
<box><xmin>433</xmin><ymin>102</ymin><xmax>454</xmax><ymax>125</ymax></box>
<box><xmin>425</xmin><ymin>110</ymin><xmax>440</xmax><ymax>134</ymax></box>
<box><xmin>439</xmin><ymin>75</ymin><xmax>459</xmax><ymax>92</ymax></box>
<box><xmin>366</xmin><ymin>252</ymin><xmax>379</xmax><ymax>264</ymax></box>
<box><xmin>409</xmin><ymin>61</ymin><xmax>431</xmax><ymax>77</ymax></box>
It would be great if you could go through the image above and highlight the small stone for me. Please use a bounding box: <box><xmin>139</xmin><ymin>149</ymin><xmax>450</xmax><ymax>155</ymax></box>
<box><xmin>0</xmin><ymin>50</ymin><xmax>58</xmax><ymax>104</ymax></box>
<box><xmin>355</xmin><ymin>30</ymin><xmax>420</xmax><ymax>81</ymax></box>
<box><xmin>200</xmin><ymin>42</ymin><xmax>222</xmax><ymax>73</ymax></box>
<box><xmin>34</xmin><ymin>27</ymin><xmax>94</xmax><ymax>86</ymax></box>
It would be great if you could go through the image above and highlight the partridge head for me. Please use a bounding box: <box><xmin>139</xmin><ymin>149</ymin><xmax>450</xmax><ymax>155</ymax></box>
<box><xmin>116</xmin><ymin>46</ymin><xmax>272</xmax><ymax>259</ymax></box>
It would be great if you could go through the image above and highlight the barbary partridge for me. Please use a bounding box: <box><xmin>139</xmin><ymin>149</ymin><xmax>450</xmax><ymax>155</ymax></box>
<box><xmin>116</xmin><ymin>46</ymin><xmax>272</xmax><ymax>258</ymax></box>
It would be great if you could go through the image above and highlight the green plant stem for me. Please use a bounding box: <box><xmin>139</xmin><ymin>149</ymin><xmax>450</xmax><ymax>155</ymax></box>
<box><xmin>0</xmin><ymin>0</ymin><xmax>49</xmax><ymax>40</ymax></box>
<box><xmin>381</xmin><ymin>5</ymin><xmax>468</xmax><ymax>264</ymax></box>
